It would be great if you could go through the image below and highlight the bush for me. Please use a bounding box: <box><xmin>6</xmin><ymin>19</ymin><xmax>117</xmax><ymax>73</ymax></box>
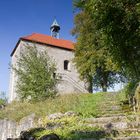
<box><xmin>0</xmin><ymin>99</ymin><xmax>6</xmax><ymax>106</ymax></box>
<box><xmin>12</xmin><ymin>46</ymin><xmax>58</xmax><ymax>102</ymax></box>
<box><xmin>122</xmin><ymin>81</ymin><xmax>140</xmax><ymax>112</ymax></box>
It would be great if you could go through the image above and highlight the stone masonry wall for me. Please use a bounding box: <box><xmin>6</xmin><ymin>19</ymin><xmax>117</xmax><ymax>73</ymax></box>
<box><xmin>0</xmin><ymin>114</ymin><xmax>36</xmax><ymax>140</ymax></box>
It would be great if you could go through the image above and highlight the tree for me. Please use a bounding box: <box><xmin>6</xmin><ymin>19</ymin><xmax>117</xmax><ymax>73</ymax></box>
<box><xmin>73</xmin><ymin>0</ymin><xmax>140</xmax><ymax>110</ymax></box>
<box><xmin>75</xmin><ymin>0</ymin><xmax>140</xmax><ymax>81</ymax></box>
<box><xmin>72</xmin><ymin>4</ymin><xmax>122</xmax><ymax>92</ymax></box>
<box><xmin>12</xmin><ymin>46</ymin><xmax>58</xmax><ymax>101</ymax></box>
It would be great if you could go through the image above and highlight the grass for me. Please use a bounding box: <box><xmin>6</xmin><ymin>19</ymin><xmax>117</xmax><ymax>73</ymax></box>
<box><xmin>0</xmin><ymin>92</ymin><xmax>127</xmax><ymax>121</ymax></box>
<box><xmin>32</xmin><ymin>118</ymin><xmax>110</xmax><ymax>140</ymax></box>
<box><xmin>24</xmin><ymin>115</ymin><xmax>113</xmax><ymax>140</ymax></box>
<box><xmin>0</xmin><ymin>92</ymin><xmax>135</xmax><ymax>139</ymax></box>
<box><xmin>0</xmin><ymin>98</ymin><xmax>6</xmax><ymax>106</ymax></box>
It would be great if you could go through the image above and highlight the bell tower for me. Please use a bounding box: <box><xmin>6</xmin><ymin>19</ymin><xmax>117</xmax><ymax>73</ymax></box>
<box><xmin>50</xmin><ymin>19</ymin><xmax>60</xmax><ymax>39</ymax></box>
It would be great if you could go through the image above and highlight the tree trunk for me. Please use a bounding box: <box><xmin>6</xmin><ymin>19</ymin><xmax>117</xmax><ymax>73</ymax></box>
<box><xmin>101</xmin><ymin>72</ymin><xmax>108</xmax><ymax>92</ymax></box>
<box><xmin>87</xmin><ymin>76</ymin><xmax>93</xmax><ymax>93</ymax></box>
<box><xmin>102</xmin><ymin>86</ymin><xmax>107</xmax><ymax>92</ymax></box>
<box><xmin>88</xmin><ymin>83</ymin><xmax>93</xmax><ymax>93</ymax></box>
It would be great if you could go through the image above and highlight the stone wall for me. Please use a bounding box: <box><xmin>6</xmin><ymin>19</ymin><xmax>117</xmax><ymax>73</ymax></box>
<box><xmin>0</xmin><ymin>113</ymin><xmax>140</xmax><ymax>140</ymax></box>
<box><xmin>0</xmin><ymin>114</ymin><xmax>36</xmax><ymax>140</ymax></box>
<box><xmin>0</xmin><ymin>112</ymin><xmax>77</xmax><ymax>140</ymax></box>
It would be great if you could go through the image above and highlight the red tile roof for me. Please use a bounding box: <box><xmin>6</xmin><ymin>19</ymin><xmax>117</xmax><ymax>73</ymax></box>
<box><xmin>11</xmin><ymin>33</ymin><xmax>74</xmax><ymax>56</ymax></box>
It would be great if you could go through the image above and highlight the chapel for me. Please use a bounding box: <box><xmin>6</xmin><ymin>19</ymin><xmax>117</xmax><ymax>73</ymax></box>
<box><xmin>9</xmin><ymin>20</ymin><xmax>88</xmax><ymax>102</ymax></box>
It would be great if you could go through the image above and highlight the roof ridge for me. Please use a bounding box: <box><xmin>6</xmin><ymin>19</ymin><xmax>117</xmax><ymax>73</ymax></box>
<box><xmin>26</xmin><ymin>33</ymin><xmax>74</xmax><ymax>43</ymax></box>
<box><xmin>11</xmin><ymin>33</ymin><xmax>74</xmax><ymax>56</ymax></box>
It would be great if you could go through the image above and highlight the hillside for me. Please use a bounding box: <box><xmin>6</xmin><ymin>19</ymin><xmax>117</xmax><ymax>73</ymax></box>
<box><xmin>0</xmin><ymin>92</ymin><xmax>140</xmax><ymax>140</ymax></box>
<box><xmin>0</xmin><ymin>92</ymin><xmax>126</xmax><ymax>121</ymax></box>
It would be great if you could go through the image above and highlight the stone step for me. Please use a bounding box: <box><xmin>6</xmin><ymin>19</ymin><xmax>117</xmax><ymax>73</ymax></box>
<box><xmin>99</xmin><ymin>104</ymin><xmax>122</xmax><ymax>109</ymax></box>
<box><xmin>100</xmin><ymin>101</ymin><xmax>120</xmax><ymax>104</ymax></box>
<box><xmin>80</xmin><ymin>136</ymin><xmax>140</xmax><ymax>140</ymax></box>
<box><xmin>114</xmin><ymin>136</ymin><xmax>140</xmax><ymax>140</ymax></box>
<box><xmin>97</xmin><ymin>110</ymin><xmax>123</xmax><ymax>115</ymax></box>
<box><xmin>85</xmin><ymin>116</ymin><xmax>128</xmax><ymax>124</ymax></box>
<box><xmin>97</xmin><ymin>107</ymin><xmax>121</xmax><ymax>110</ymax></box>
<box><xmin>84</xmin><ymin>115</ymin><xmax>140</xmax><ymax>130</ymax></box>
<box><xmin>97</xmin><ymin>106</ymin><xmax>122</xmax><ymax>109</ymax></box>
<box><xmin>101</xmin><ymin>100</ymin><xmax>120</xmax><ymax>103</ymax></box>
<box><xmin>101</xmin><ymin>113</ymin><xmax>127</xmax><ymax>117</ymax></box>
<box><xmin>128</xmin><ymin>122</ymin><xmax>140</xmax><ymax>128</ymax></box>
<box><xmin>98</xmin><ymin>111</ymin><xmax>124</xmax><ymax>115</ymax></box>
<box><xmin>77</xmin><ymin>137</ymin><xmax>114</xmax><ymax>140</ymax></box>
<box><xmin>84</xmin><ymin>123</ymin><xmax>140</xmax><ymax>134</ymax></box>
<box><xmin>125</xmin><ymin>128</ymin><xmax>140</xmax><ymax>132</ymax></box>
<box><xmin>120</xmin><ymin>128</ymin><xmax>140</xmax><ymax>136</ymax></box>
<box><xmin>80</xmin><ymin>138</ymin><xmax>113</xmax><ymax>140</ymax></box>
<box><xmin>85</xmin><ymin>122</ymin><xmax>128</xmax><ymax>130</ymax></box>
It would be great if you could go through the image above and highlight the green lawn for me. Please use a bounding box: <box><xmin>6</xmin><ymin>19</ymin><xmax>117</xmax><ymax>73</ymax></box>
<box><xmin>0</xmin><ymin>92</ymin><xmax>127</xmax><ymax>121</ymax></box>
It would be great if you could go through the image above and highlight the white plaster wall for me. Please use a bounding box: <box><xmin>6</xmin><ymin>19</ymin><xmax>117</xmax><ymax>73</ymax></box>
<box><xmin>9</xmin><ymin>40</ymin><xmax>88</xmax><ymax>101</ymax></box>
<box><xmin>9</xmin><ymin>41</ymin><xmax>24</xmax><ymax>102</ymax></box>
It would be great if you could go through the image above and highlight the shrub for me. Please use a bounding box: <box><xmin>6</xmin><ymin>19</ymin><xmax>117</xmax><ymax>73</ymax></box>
<box><xmin>12</xmin><ymin>46</ymin><xmax>58</xmax><ymax>102</ymax></box>
<box><xmin>122</xmin><ymin>81</ymin><xmax>140</xmax><ymax>112</ymax></box>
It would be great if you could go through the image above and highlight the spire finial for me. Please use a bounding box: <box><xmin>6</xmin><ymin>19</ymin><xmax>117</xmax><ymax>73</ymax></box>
<box><xmin>50</xmin><ymin>19</ymin><xmax>60</xmax><ymax>39</ymax></box>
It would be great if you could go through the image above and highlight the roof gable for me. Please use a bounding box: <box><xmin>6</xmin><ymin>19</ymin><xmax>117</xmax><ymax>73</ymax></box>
<box><xmin>11</xmin><ymin>33</ymin><xmax>74</xmax><ymax>56</ymax></box>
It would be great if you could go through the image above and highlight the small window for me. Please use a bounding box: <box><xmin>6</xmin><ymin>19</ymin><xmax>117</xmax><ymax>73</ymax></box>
<box><xmin>64</xmin><ymin>60</ymin><xmax>69</xmax><ymax>70</ymax></box>
<box><xmin>53</xmin><ymin>73</ymin><xmax>56</xmax><ymax>78</ymax></box>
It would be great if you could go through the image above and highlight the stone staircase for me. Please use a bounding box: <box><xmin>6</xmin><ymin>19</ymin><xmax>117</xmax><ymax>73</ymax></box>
<box><xmin>96</xmin><ymin>93</ymin><xmax>127</xmax><ymax>117</ymax></box>
<box><xmin>59</xmin><ymin>73</ymin><xmax>88</xmax><ymax>93</ymax></box>
<box><xmin>4</xmin><ymin>93</ymin><xmax>140</xmax><ymax>140</ymax></box>
<box><xmin>80</xmin><ymin>93</ymin><xmax>140</xmax><ymax>140</ymax></box>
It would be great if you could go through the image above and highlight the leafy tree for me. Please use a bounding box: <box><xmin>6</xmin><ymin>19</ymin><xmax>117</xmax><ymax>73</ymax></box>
<box><xmin>73</xmin><ymin>0</ymin><xmax>140</xmax><ymax>110</ymax></box>
<box><xmin>74</xmin><ymin>0</ymin><xmax>140</xmax><ymax>81</ymax></box>
<box><xmin>12</xmin><ymin>46</ymin><xmax>58</xmax><ymax>101</ymax></box>
<box><xmin>72</xmin><ymin>4</ymin><xmax>122</xmax><ymax>92</ymax></box>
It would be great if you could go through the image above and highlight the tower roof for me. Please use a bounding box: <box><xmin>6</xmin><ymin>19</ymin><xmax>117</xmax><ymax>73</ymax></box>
<box><xmin>50</xmin><ymin>19</ymin><xmax>60</xmax><ymax>31</ymax></box>
<box><xmin>50</xmin><ymin>19</ymin><xmax>60</xmax><ymax>38</ymax></box>
<box><xmin>51</xmin><ymin>19</ymin><xmax>60</xmax><ymax>28</ymax></box>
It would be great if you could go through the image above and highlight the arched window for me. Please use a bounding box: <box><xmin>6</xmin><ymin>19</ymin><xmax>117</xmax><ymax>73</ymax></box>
<box><xmin>53</xmin><ymin>73</ymin><xmax>56</xmax><ymax>78</ymax></box>
<box><xmin>64</xmin><ymin>60</ymin><xmax>69</xmax><ymax>70</ymax></box>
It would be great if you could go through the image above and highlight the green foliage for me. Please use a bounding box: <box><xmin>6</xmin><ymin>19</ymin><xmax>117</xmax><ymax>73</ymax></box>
<box><xmin>73</xmin><ymin>0</ymin><xmax>140</xmax><ymax>109</ymax></box>
<box><xmin>72</xmin><ymin>2</ymin><xmax>123</xmax><ymax>92</ymax></box>
<box><xmin>0</xmin><ymin>92</ymin><xmax>127</xmax><ymax>121</ymax></box>
<box><xmin>121</xmin><ymin>81</ymin><xmax>140</xmax><ymax>112</ymax></box>
<box><xmin>0</xmin><ymin>99</ymin><xmax>6</xmax><ymax>106</ymax></box>
<box><xmin>12</xmin><ymin>46</ymin><xmax>58</xmax><ymax>101</ymax></box>
<box><xmin>75</xmin><ymin>0</ymin><xmax>140</xmax><ymax>80</ymax></box>
<box><xmin>30</xmin><ymin>116</ymin><xmax>107</xmax><ymax>140</ymax></box>
<box><xmin>123</xmin><ymin>81</ymin><xmax>137</xmax><ymax>98</ymax></box>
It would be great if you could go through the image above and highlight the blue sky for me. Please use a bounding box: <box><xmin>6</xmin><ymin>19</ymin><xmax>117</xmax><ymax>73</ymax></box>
<box><xmin>0</xmin><ymin>0</ymin><xmax>74</xmax><ymax>96</ymax></box>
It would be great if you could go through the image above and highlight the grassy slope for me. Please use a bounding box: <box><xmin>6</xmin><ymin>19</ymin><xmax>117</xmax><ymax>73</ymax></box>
<box><xmin>0</xmin><ymin>92</ymin><xmax>127</xmax><ymax>121</ymax></box>
<box><xmin>1</xmin><ymin>92</ymin><xmax>139</xmax><ymax>139</ymax></box>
